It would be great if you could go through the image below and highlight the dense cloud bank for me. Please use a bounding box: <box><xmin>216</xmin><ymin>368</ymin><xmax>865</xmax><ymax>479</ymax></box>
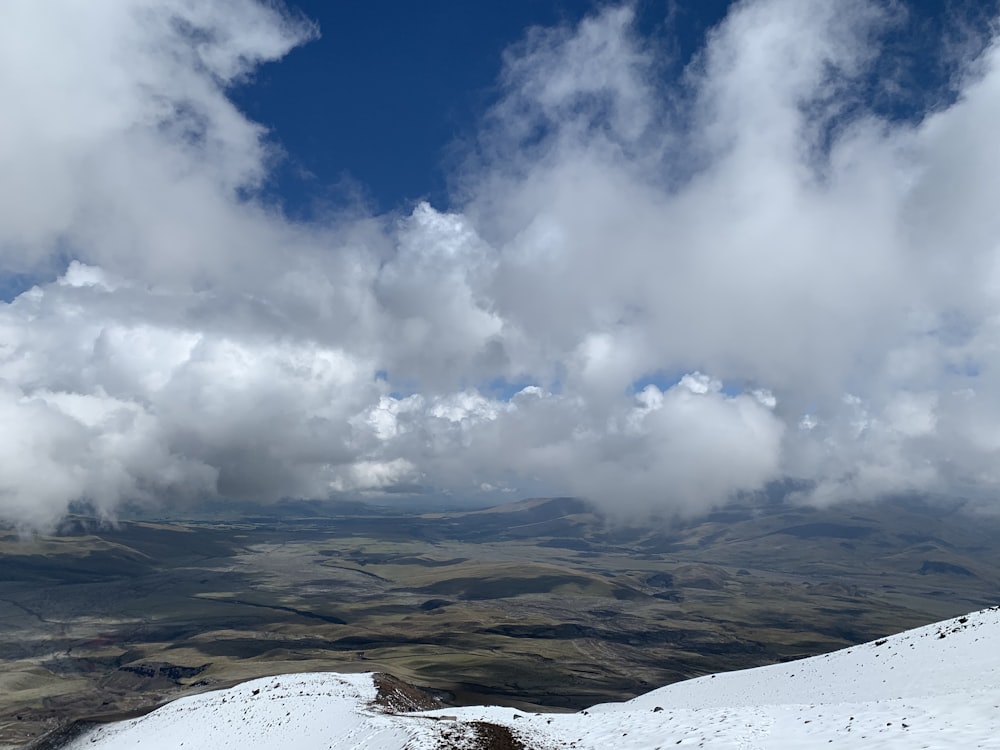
<box><xmin>2</xmin><ymin>0</ymin><xmax>1000</xmax><ymax>527</ymax></box>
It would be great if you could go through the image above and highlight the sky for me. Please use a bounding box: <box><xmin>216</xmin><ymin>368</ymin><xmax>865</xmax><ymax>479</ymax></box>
<box><xmin>2</xmin><ymin>0</ymin><xmax>1000</xmax><ymax>528</ymax></box>
<box><xmin>227</xmin><ymin>0</ymin><xmax>734</xmax><ymax>216</ymax></box>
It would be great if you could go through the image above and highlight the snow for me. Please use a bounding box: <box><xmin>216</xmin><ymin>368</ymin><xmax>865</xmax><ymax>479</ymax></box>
<box><xmin>61</xmin><ymin>673</ymin><xmax>433</xmax><ymax>750</ymax></box>
<box><xmin>65</xmin><ymin>606</ymin><xmax>1000</xmax><ymax>749</ymax></box>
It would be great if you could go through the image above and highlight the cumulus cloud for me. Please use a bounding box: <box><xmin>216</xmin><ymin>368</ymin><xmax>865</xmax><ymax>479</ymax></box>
<box><xmin>3</xmin><ymin>0</ymin><xmax>1000</xmax><ymax>527</ymax></box>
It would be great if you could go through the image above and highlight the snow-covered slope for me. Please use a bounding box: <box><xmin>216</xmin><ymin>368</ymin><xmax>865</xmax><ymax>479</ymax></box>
<box><xmin>65</xmin><ymin>606</ymin><xmax>1000</xmax><ymax>749</ymax></box>
<box><xmin>61</xmin><ymin>673</ymin><xmax>428</xmax><ymax>750</ymax></box>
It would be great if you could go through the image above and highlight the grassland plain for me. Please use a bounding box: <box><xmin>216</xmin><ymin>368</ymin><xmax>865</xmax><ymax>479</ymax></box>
<box><xmin>2</xmin><ymin>496</ymin><xmax>1000</xmax><ymax>748</ymax></box>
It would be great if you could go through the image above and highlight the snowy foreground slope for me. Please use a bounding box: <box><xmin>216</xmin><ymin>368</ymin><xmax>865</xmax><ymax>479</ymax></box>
<box><xmin>65</xmin><ymin>606</ymin><xmax>1000</xmax><ymax>749</ymax></box>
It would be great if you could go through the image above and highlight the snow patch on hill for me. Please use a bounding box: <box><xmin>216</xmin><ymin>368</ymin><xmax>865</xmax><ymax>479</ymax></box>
<box><xmin>62</xmin><ymin>673</ymin><xmax>435</xmax><ymax>750</ymax></box>
<box><xmin>65</xmin><ymin>606</ymin><xmax>1000</xmax><ymax>749</ymax></box>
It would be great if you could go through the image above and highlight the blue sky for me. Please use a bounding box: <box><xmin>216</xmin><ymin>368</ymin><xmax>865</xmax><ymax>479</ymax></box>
<box><xmin>231</xmin><ymin>0</ymin><xmax>732</xmax><ymax>216</ymax></box>
<box><xmin>233</xmin><ymin>0</ymin><xmax>989</xmax><ymax>218</ymax></box>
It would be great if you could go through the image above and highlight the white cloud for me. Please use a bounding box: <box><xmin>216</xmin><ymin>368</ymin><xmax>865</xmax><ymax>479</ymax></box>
<box><xmin>3</xmin><ymin>0</ymin><xmax>1000</xmax><ymax>527</ymax></box>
